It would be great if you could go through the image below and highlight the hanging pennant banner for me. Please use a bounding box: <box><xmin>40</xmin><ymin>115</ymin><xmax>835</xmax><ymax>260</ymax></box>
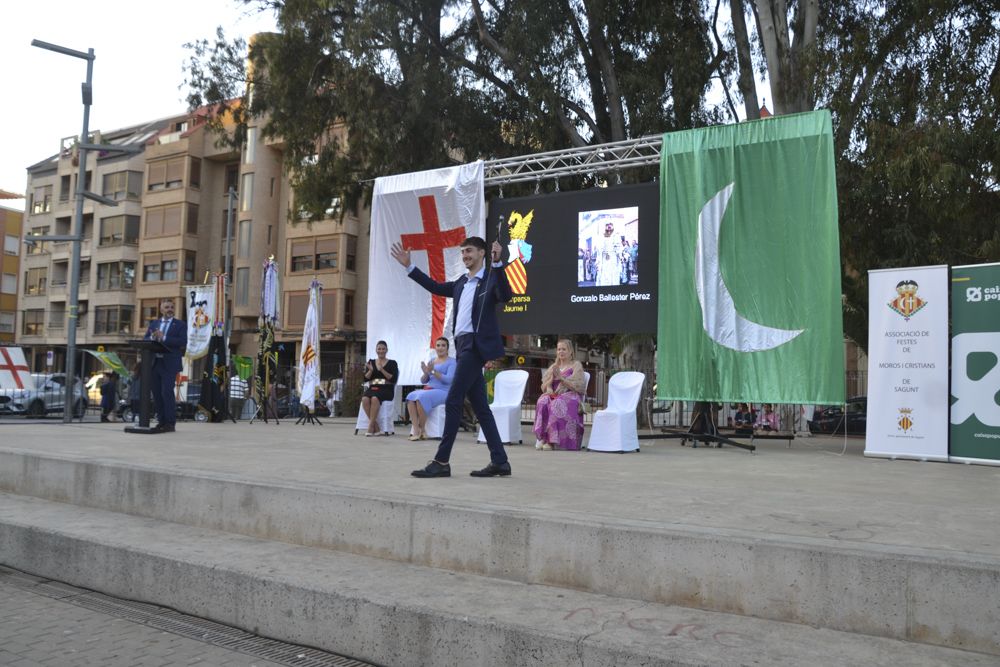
<box><xmin>865</xmin><ymin>266</ymin><xmax>949</xmax><ymax>461</ymax></box>
<box><xmin>184</xmin><ymin>284</ymin><xmax>216</xmax><ymax>360</ymax></box>
<box><xmin>950</xmin><ymin>262</ymin><xmax>1000</xmax><ymax>465</ymax></box>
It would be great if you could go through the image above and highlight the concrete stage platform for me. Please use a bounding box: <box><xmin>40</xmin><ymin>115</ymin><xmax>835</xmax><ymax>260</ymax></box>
<box><xmin>1</xmin><ymin>418</ymin><xmax>998</xmax><ymax>666</ymax></box>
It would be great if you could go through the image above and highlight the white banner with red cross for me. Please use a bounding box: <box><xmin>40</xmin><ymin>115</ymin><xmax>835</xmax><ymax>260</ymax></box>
<box><xmin>0</xmin><ymin>346</ymin><xmax>32</xmax><ymax>390</ymax></box>
<box><xmin>369</xmin><ymin>161</ymin><xmax>484</xmax><ymax>384</ymax></box>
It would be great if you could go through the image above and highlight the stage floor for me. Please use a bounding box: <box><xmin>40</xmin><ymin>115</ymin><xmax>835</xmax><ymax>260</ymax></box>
<box><xmin>1</xmin><ymin>416</ymin><xmax>997</xmax><ymax>560</ymax></box>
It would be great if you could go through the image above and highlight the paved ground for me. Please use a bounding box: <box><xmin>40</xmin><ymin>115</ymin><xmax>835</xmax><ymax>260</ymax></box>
<box><xmin>1</xmin><ymin>416</ymin><xmax>999</xmax><ymax>558</ymax></box>
<box><xmin>0</xmin><ymin>571</ymin><xmax>287</xmax><ymax>667</ymax></box>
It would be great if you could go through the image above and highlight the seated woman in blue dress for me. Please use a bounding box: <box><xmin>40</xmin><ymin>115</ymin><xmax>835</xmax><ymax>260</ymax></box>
<box><xmin>405</xmin><ymin>337</ymin><xmax>456</xmax><ymax>441</ymax></box>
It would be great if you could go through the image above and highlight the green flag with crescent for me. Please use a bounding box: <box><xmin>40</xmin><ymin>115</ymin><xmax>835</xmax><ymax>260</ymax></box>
<box><xmin>84</xmin><ymin>349</ymin><xmax>129</xmax><ymax>377</ymax></box>
<box><xmin>658</xmin><ymin>110</ymin><xmax>844</xmax><ymax>404</ymax></box>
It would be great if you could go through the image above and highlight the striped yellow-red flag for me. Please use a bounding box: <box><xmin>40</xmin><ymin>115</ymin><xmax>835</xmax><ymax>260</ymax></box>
<box><xmin>505</xmin><ymin>257</ymin><xmax>527</xmax><ymax>294</ymax></box>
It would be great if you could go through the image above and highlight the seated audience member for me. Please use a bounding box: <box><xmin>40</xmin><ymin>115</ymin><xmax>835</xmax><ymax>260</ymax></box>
<box><xmin>734</xmin><ymin>402</ymin><xmax>755</xmax><ymax>431</ymax></box>
<box><xmin>533</xmin><ymin>339</ymin><xmax>587</xmax><ymax>451</ymax></box>
<box><xmin>405</xmin><ymin>337</ymin><xmax>456</xmax><ymax>441</ymax></box>
<box><xmin>755</xmin><ymin>403</ymin><xmax>780</xmax><ymax>431</ymax></box>
<box><xmin>361</xmin><ymin>340</ymin><xmax>398</xmax><ymax>436</ymax></box>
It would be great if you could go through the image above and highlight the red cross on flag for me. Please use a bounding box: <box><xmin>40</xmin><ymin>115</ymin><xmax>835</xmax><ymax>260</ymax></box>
<box><xmin>0</xmin><ymin>346</ymin><xmax>32</xmax><ymax>390</ymax></box>
<box><xmin>370</xmin><ymin>161</ymin><xmax>484</xmax><ymax>384</ymax></box>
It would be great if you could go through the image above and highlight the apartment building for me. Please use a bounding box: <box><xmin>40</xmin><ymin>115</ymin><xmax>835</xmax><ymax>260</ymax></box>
<box><xmin>18</xmin><ymin>121</ymin><xmax>170</xmax><ymax>372</ymax></box>
<box><xmin>1</xmin><ymin>203</ymin><xmax>23</xmax><ymax>344</ymax></box>
<box><xmin>18</xmin><ymin>109</ymin><xmax>371</xmax><ymax>381</ymax></box>
<box><xmin>265</xmin><ymin>121</ymin><xmax>369</xmax><ymax>379</ymax></box>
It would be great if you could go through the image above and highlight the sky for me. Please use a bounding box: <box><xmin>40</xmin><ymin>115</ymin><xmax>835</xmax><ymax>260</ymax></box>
<box><xmin>0</xmin><ymin>0</ymin><xmax>278</xmax><ymax>206</ymax></box>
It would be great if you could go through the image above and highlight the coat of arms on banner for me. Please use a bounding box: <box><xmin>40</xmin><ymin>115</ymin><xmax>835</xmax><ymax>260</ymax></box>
<box><xmin>185</xmin><ymin>284</ymin><xmax>217</xmax><ymax>360</ymax></box>
<box><xmin>504</xmin><ymin>210</ymin><xmax>534</xmax><ymax>294</ymax></box>
<box><xmin>888</xmin><ymin>280</ymin><xmax>927</xmax><ymax>320</ymax></box>
<box><xmin>897</xmin><ymin>407</ymin><xmax>914</xmax><ymax>433</ymax></box>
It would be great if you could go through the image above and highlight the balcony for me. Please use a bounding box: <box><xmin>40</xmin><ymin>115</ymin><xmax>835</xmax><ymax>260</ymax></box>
<box><xmin>49</xmin><ymin>238</ymin><xmax>91</xmax><ymax>261</ymax></box>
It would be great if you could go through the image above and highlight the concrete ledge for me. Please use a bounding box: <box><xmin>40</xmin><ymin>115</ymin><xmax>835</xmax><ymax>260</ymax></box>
<box><xmin>0</xmin><ymin>492</ymin><xmax>995</xmax><ymax>667</ymax></box>
<box><xmin>1</xmin><ymin>449</ymin><xmax>998</xmax><ymax>655</ymax></box>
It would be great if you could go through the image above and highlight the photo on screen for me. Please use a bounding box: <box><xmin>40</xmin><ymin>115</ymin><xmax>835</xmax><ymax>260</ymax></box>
<box><xmin>577</xmin><ymin>206</ymin><xmax>639</xmax><ymax>288</ymax></box>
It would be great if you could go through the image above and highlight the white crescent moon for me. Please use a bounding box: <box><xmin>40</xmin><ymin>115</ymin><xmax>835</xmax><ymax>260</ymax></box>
<box><xmin>695</xmin><ymin>183</ymin><xmax>804</xmax><ymax>352</ymax></box>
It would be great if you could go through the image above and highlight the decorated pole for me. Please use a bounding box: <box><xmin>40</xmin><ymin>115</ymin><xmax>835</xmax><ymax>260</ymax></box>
<box><xmin>255</xmin><ymin>256</ymin><xmax>280</xmax><ymax>423</ymax></box>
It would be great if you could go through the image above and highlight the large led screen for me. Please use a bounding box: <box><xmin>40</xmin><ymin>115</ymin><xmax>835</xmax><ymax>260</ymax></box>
<box><xmin>487</xmin><ymin>182</ymin><xmax>659</xmax><ymax>334</ymax></box>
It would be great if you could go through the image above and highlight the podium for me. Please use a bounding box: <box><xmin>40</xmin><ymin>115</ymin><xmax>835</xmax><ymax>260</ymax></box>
<box><xmin>124</xmin><ymin>338</ymin><xmax>168</xmax><ymax>434</ymax></box>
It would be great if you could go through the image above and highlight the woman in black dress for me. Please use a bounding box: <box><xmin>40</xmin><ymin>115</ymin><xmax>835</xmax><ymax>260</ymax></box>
<box><xmin>361</xmin><ymin>340</ymin><xmax>398</xmax><ymax>436</ymax></box>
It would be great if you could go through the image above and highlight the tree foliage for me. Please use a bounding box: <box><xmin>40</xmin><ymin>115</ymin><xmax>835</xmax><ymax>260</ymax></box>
<box><xmin>722</xmin><ymin>0</ymin><xmax>999</xmax><ymax>349</ymax></box>
<box><xmin>185</xmin><ymin>0</ymin><xmax>724</xmax><ymax>218</ymax></box>
<box><xmin>186</xmin><ymin>0</ymin><xmax>1000</xmax><ymax>352</ymax></box>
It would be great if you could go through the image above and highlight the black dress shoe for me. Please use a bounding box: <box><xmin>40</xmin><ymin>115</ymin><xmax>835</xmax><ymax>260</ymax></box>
<box><xmin>412</xmin><ymin>460</ymin><xmax>450</xmax><ymax>478</ymax></box>
<box><xmin>470</xmin><ymin>462</ymin><xmax>511</xmax><ymax>477</ymax></box>
<box><xmin>153</xmin><ymin>423</ymin><xmax>175</xmax><ymax>433</ymax></box>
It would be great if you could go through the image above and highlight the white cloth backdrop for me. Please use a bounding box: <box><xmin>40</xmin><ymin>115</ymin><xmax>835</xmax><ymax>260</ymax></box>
<box><xmin>865</xmin><ymin>265</ymin><xmax>949</xmax><ymax>461</ymax></box>
<box><xmin>368</xmin><ymin>161</ymin><xmax>484</xmax><ymax>384</ymax></box>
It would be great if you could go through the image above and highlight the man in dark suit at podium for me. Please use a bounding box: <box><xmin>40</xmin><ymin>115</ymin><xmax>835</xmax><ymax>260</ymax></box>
<box><xmin>143</xmin><ymin>298</ymin><xmax>187</xmax><ymax>432</ymax></box>
<box><xmin>392</xmin><ymin>236</ymin><xmax>513</xmax><ymax>478</ymax></box>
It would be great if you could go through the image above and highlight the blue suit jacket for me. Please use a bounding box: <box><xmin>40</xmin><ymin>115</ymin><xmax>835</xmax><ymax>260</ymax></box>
<box><xmin>144</xmin><ymin>318</ymin><xmax>187</xmax><ymax>375</ymax></box>
<box><xmin>408</xmin><ymin>263</ymin><xmax>513</xmax><ymax>361</ymax></box>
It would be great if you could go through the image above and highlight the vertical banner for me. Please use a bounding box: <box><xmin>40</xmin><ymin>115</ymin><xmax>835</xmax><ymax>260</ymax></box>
<box><xmin>865</xmin><ymin>266</ymin><xmax>949</xmax><ymax>461</ymax></box>
<box><xmin>950</xmin><ymin>262</ymin><xmax>1000</xmax><ymax>464</ymax></box>
<box><xmin>184</xmin><ymin>284</ymin><xmax>216</xmax><ymax>360</ymax></box>
<box><xmin>658</xmin><ymin>110</ymin><xmax>844</xmax><ymax>403</ymax></box>
<box><xmin>298</xmin><ymin>280</ymin><xmax>321</xmax><ymax>410</ymax></box>
<box><xmin>370</xmin><ymin>161</ymin><xmax>484</xmax><ymax>384</ymax></box>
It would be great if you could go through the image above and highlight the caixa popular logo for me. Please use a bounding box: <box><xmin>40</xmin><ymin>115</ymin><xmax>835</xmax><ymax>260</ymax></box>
<box><xmin>966</xmin><ymin>285</ymin><xmax>1000</xmax><ymax>303</ymax></box>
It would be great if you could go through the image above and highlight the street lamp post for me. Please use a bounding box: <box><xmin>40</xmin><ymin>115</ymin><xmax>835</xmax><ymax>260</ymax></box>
<box><xmin>31</xmin><ymin>39</ymin><xmax>139</xmax><ymax>422</ymax></box>
<box><xmin>32</xmin><ymin>39</ymin><xmax>94</xmax><ymax>423</ymax></box>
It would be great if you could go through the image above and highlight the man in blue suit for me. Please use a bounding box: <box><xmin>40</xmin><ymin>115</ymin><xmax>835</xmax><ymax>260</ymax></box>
<box><xmin>143</xmin><ymin>298</ymin><xmax>187</xmax><ymax>432</ymax></box>
<box><xmin>391</xmin><ymin>236</ymin><xmax>513</xmax><ymax>478</ymax></box>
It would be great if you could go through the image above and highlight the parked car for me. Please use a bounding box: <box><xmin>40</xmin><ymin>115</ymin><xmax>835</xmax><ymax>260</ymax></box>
<box><xmin>0</xmin><ymin>373</ymin><xmax>88</xmax><ymax>418</ymax></box>
<box><xmin>809</xmin><ymin>396</ymin><xmax>867</xmax><ymax>435</ymax></box>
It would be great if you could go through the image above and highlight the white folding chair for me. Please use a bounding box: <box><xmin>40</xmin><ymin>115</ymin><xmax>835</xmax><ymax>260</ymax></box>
<box><xmin>585</xmin><ymin>371</ymin><xmax>645</xmax><ymax>452</ymax></box>
<box><xmin>477</xmin><ymin>369</ymin><xmax>529</xmax><ymax>445</ymax></box>
<box><xmin>355</xmin><ymin>385</ymin><xmax>400</xmax><ymax>435</ymax></box>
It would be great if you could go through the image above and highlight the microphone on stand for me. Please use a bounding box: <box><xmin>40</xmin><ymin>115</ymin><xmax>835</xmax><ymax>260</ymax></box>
<box><xmin>476</xmin><ymin>214</ymin><xmax>505</xmax><ymax>331</ymax></box>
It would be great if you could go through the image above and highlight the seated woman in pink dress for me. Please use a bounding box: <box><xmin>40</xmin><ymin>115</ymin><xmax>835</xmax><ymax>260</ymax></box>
<box><xmin>533</xmin><ymin>339</ymin><xmax>587</xmax><ymax>451</ymax></box>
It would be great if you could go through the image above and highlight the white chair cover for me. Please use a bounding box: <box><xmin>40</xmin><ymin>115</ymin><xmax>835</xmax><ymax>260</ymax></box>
<box><xmin>424</xmin><ymin>403</ymin><xmax>446</xmax><ymax>438</ymax></box>
<box><xmin>585</xmin><ymin>371</ymin><xmax>645</xmax><ymax>452</ymax></box>
<box><xmin>355</xmin><ymin>385</ymin><xmax>400</xmax><ymax>435</ymax></box>
<box><xmin>477</xmin><ymin>369</ymin><xmax>529</xmax><ymax>444</ymax></box>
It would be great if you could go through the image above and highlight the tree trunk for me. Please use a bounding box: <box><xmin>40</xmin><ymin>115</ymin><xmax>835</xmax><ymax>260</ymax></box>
<box><xmin>730</xmin><ymin>0</ymin><xmax>760</xmax><ymax>120</ymax></box>
<box><xmin>584</xmin><ymin>0</ymin><xmax>626</xmax><ymax>141</ymax></box>
<box><xmin>753</xmin><ymin>0</ymin><xmax>818</xmax><ymax>115</ymax></box>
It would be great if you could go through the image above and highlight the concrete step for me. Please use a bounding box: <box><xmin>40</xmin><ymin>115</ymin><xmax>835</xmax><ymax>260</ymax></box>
<box><xmin>0</xmin><ymin>491</ymin><xmax>994</xmax><ymax>667</ymax></box>
<box><xmin>1</xmin><ymin>448</ymin><xmax>998</xmax><ymax>657</ymax></box>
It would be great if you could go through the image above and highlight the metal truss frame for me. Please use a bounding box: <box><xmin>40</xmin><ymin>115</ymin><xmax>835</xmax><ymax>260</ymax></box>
<box><xmin>483</xmin><ymin>134</ymin><xmax>662</xmax><ymax>187</ymax></box>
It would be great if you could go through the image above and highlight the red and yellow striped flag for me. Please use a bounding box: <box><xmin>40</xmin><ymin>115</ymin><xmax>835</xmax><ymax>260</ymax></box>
<box><xmin>505</xmin><ymin>257</ymin><xmax>527</xmax><ymax>294</ymax></box>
